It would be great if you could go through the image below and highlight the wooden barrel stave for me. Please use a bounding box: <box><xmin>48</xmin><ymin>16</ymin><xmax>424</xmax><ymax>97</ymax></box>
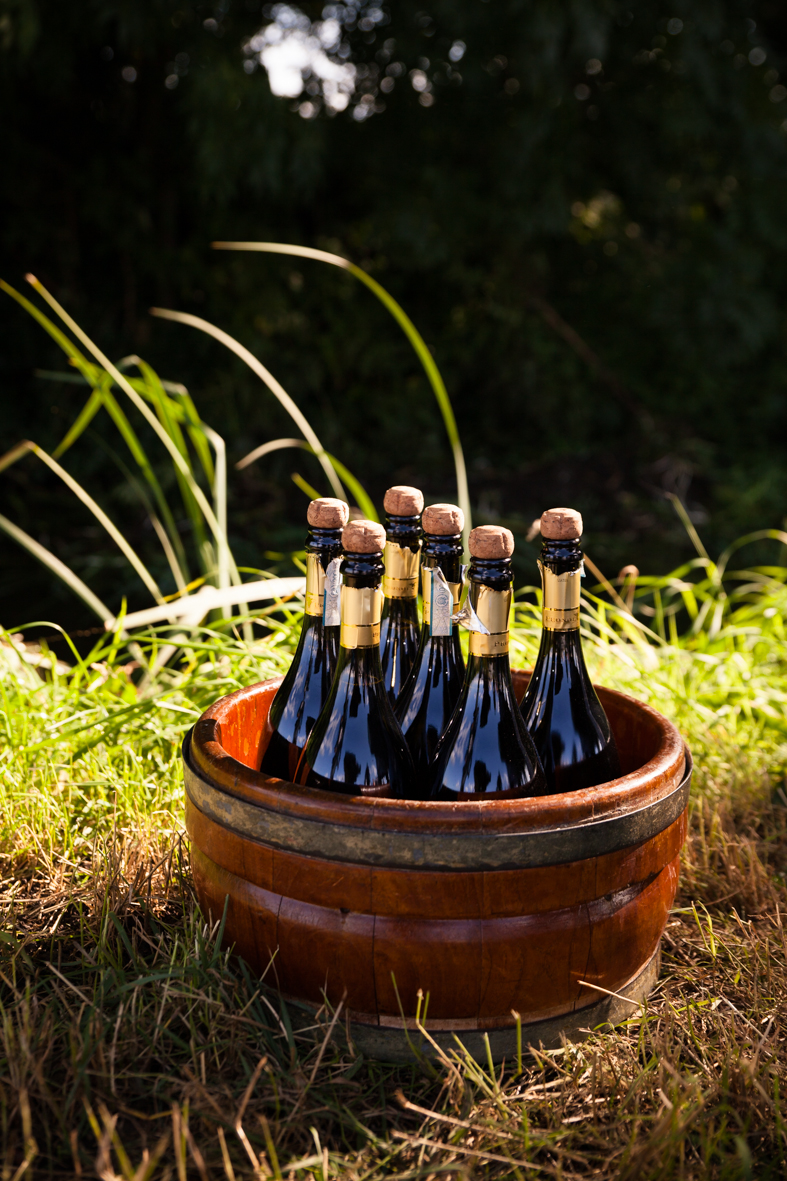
<box><xmin>184</xmin><ymin>674</ymin><xmax>691</xmax><ymax>1059</ymax></box>
<box><xmin>186</xmin><ymin>802</ymin><xmax>686</xmax><ymax>1024</ymax></box>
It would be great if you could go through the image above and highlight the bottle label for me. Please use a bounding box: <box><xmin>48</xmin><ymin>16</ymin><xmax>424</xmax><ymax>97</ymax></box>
<box><xmin>422</xmin><ymin>567</ymin><xmax>462</xmax><ymax>635</ymax></box>
<box><xmin>340</xmin><ymin>584</ymin><xmax>384</xmax><ymax>649</ymax></box>
<box><xmin>323</xmin><ymin>558</ymin><xmax>342</xmax><ymax>627</ymax></box>
<box><xmin>304</xmin><ymin>553</ymin><xmax>324</xmax><ymax>617</ymax></box>
<box><xmin>469</xmin><ymin>631</ymin><xmax>509</xmax><ymax>656</ymax></box>
<box><xmin>540</xmin><ymin>562</ymin><xmax>582</xmax><ymax>631</ymax></box>
<box><xmin>382</xmin><ymin>541</ymin><xmax>420</xmax><ymax>599</ymax></box>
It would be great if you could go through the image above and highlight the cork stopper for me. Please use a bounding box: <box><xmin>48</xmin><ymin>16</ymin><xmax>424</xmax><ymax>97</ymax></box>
<box><xmin>540</xmin><ymin>507</ymin><xmax>583</xmax><ymax>541</ymax></box>
<box><xmin>342</xmin><ymin>519</ymin><xmax>386</xmax><ymax>553</ymax></box>
<box><xmin>307</xmin><ymin>497</ymin><xmax>350</xmax><ymax>529</ymax></box>
<box><xmin>422</xmin><ymin>503</ymin><xmax>464</xmax><ymax>536</ymax></box>
<box><xmin>469</xmin><ymin>525</ymin><xmax>515</xmax><ymax>559</ymax></box>
<box><xmin>383</xmin><ymin>485</ymin><xmax>424</xmax><ymax>517</ymax></box>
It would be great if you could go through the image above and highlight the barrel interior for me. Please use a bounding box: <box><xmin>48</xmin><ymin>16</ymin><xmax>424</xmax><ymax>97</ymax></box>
<box><xmin>213</xmin><ymin>670</ymin><xmax>661</xmax><ymax>781</ymax></box>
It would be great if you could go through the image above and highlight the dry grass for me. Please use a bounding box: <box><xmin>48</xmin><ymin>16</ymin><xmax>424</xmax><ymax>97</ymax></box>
<box><xmin>1</xmin><ymin>791</ymin><xmax>785</xmax><ymax>1179</ymax></box>
<box><xmin>1</xmin><ymin>581</ymin><xmax>786</xmax><ymax>1179</ymax></box>
<box><xmin>0</xmin><ymin>695</ymin><xmax>785</xmax><ymax>1177</ymax></box>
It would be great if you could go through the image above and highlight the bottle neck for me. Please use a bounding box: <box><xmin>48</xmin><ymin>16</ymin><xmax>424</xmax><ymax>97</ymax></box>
<box><xmin>303</xmin><ymin>526</ymin><xmax>343</xmax><ymax>619</ymax></box>
<box><xmin>467</xmin><ymin>556</ymin><xmax>512</xmax><ymax>658</ymax></box>
<box><xmin>382</xmin><ymin>513</ymin><xmax>422</xmax><ymax>601</ymax></box>
<box><xmin>539</xmin><ymin>538</ymin><xmax>583</xmax><ymax>633</ymax></box>
<box><xmin>340</xmin><ymin>550</ymin><xmax>385</xmax><ymax>650</ymax></box>
<box><xmin>421</xmin><ymin>532</ymin><xmax>463</xmax><ymax>633</ymax></box>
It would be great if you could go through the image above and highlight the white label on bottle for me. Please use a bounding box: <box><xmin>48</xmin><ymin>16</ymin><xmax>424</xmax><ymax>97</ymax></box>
<box><xmin>323</xmin><ymin>558</ymin><xmax>342</xmax><ymax>627</ymax></box>
<box><xmin>430</xmin><ymin>568</ymin><xmax>454</xmax><ymax>636</ymax></box>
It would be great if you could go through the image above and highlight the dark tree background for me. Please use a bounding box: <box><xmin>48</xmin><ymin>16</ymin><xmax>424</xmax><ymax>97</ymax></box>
<box><xmin>2</xmin><ymin>0</ymin><xmax>787</xmax><ymax>627</ymax></box>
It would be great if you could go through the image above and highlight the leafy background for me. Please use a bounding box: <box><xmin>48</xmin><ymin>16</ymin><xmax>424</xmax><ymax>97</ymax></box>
<box><xmin>2</xmin><ymin>0</ymin><xmax>787</xmax><ymax>627</ymax></box>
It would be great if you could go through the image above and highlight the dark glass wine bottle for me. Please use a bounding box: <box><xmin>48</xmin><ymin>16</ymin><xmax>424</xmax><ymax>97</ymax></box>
<box><xmin>429</xmin><ymin>526</ymin><xmax>546</xmax><ymax>800</ymax></box>
<box><xmin>296</xmin><ymin>520</ymin><xmax>415</xmax><ymax>799</ymax></box>
<box><xmin>396</xmin><ymin>503</ymin><xmax>466</xmax><ymax>797</ymax></box>
<box><xmin>379</xmin><ymin>485</ymin><xmax>424</xmax><ymax>704</ymax></box>
<box><xmin>260</xmin><ymin>497</ymin><xmax>348</xmax><ymax>780</ymax></box>
<box><xmin>520</xmin><ymin>507</ymin><xmax>621</xmax><ymax>793</ymax></box>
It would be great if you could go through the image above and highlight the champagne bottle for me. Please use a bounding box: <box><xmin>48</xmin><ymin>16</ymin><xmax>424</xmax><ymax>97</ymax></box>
<box><xmin>379</xmin><ymin>485</ymin><xmax>424</xmax><ymax>703</ymax></box>
<box><xmin>296</xmin><ymin>520</ymin><xmax>415</xmax><ymax>799</ymax></box>
<box><xmin>520</xmin><ymin>507</ymin><xmax>622</xmax><ymax>792</ymax></box>
<box><xmin>260</xmin><ymin>497</ymin><xmax>348</xmax><ymax>779</ymax></box>
<box><xmin>429</xmin><ymin>526</ymin><xmax>546</xmax><ymax>800</ymax></box>
<box><xmin>396</xmin><ymin>503</ymin><xmax>466</xmax><ymax>796</ymax></box>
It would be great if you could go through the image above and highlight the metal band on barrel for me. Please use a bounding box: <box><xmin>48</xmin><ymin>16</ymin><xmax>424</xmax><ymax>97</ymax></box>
<box><xmin>382</xmin><ymin>542</ymin><xmax>420</xmax><ymax>599</ymax></box>
<box><xmin>304</xmin><ymin>553</ymin><xmax>324</xmax><ymax>617</ymax></box>
<box><xmin>183</xmin><ymin>735</ymin><xmax>692</xmax><ymax>870</ymax></box>
<box><xmin>541</xmin><ymin>565</ymin><xmax>582</xmax><ymax>632</ymax></box>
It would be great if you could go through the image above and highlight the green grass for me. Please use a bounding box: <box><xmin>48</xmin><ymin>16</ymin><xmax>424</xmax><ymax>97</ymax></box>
<box><xmin>1</xmin><ymin>274</ymin><xmax>786</xmax><ymax>1177</ymax></box>
<box><xmin>1</xmin><ymin>546</ymin><xmax>786</xmax><ymax>1178</ymax></box>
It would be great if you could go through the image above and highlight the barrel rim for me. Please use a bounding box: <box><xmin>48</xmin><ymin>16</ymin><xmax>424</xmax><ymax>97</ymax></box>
<box><xmin>188</xmin><ymin>674</ymin><xmax>687</xmax><ymax>836</ymax></box>
<box><xmin>183</xmin><ymin>734</ymin><xmax>691</xmax><ymax>870</ymax></box>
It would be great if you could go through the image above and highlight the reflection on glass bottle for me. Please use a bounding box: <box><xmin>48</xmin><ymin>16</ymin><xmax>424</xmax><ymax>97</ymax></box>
<box><xmin>520</xmin><ymin>507</ymin><xmax>621</xmax><ymax>793</ymax></box>
<box><xmin>379</xmin><ymin>485</ymin><xmax>423</xmax><ymax>703</ymax></box>
<box><xmin>260</xmin><ymin>497</ymin><xmax>348</xmax><ymax>780</ymax></box>
<box><xmin>296</xmin><ymin>519</ymin><xmax>415</xmax><ymax>798</ymax></box>
<box><xmin>429</xmin><ymin>526</ymin><xmax>545</xmax><ymax>800</ymax></box>
<box><xmin>396</xmin><ymin>503</ymin><xmax>465</xmax><ymax>797</ymax></box>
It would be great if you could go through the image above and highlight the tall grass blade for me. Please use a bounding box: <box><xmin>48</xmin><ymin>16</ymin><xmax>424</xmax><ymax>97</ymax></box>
<box><xmin>52</xmin><ymin>387</ymin><xmax>104</xmax><ymax>458</ymax></box>
<box><xmin>667</xmin><ymin>493</ymin><xmax>710</xmax><ymax>562</ymax></box>
<box><xmin>97</xmin><ymin>377</ymin><xmax>191</xmax><ymax>580</ymax></box>
<box><xmin>0</xmin><ymin>512</ymin><xmax>111</xmax><ymax>621</ymax></box>
<box><xmin>88</xmin><ymin>430</ymin><xmax>189</xmax><ymax>595</ymax></box>
<box><xmin>236</xmin><ymin>438</ymin><xmax>311</xmax><ymax>469</ymax></box>
<box><xmin>237</xmin><ymin>438</ymin><xmax>378</xmax><ymax>519</ymax></box>
<box><xmin>715</xmin><ymin>528</ymin><xmax>787</xmax><ymax>581</ymax></box>
<box><xmin>200</xmin><ymin>426</ymin><xmax>230</xmax><ymax>593</ymax></box>
<box><xmin>156</xmin><ymin>378</ymin><xmax>216</xmax><ymax>486</ymax></box>
<box><xmin>0</xmin><ymin>440</ymin><xmax>164</xmax><ymax>604</ymax></box>
<box><xmin>38</xmin><ymin>356</ymin><xmax>192</xmax><ymax>583</ymax></box>
<box><xmin>20</xmin><ymin>276</ymin><xmax>230</xmax><ymax>570</ymax></box>
<box><xmin>121</xmin><ymin>356</ymin><xmax>208</xmax><ymax>559</ymax></box>
<box><xmin>212</xmin><ymin>240</ymin><xmax>471</xmax><ymax>543</ymax></box>
<box><xmin>292</xmin><ymin>472</ymin><xmax>322</xmax><ymax>501</ymax></box>
<box><xmin>149</xmin><ymin>307</ymin><xmax>347</xmax><ymax>503</ymax></box>
<box><xmin>323</xmin><ymin>453</ymin><xmax>378</xmax><ymax>522</ymax></box>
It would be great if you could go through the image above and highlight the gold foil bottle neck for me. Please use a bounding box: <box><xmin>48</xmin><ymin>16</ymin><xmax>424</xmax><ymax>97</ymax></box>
<box><xmin>540</xmin><ymin>561</ymin><xmax>582</xmax><ymax>631</ymax></box>
<box><xmin>382</xmin><ymin>540</ymin><xmax>420</xmax><ymax>599</ymax></box>
<box><xmin>466</xmin><ymin>584</ymin><xmax>511</xmax><ymax>657</ymax></box>
<box><xmin>340</xmin><ymin>584</ymin><xmax>384</xmax><ymax>648</ymax></box>
<box><xmin>304</xmin><ymin>552</ymin><xmax>325</xmax><ymax>617</ymax></box>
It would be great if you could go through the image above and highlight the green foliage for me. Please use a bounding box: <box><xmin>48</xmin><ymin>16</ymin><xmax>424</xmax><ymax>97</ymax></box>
<box><xmin>0</xmin><ymin>526</ymin><xmax>786</xmax><ymax>1174</ymax></box>
<box><xmin>3</xmin><ymin>0</ymin><xmax>787</xmax><ymax>631</ymax></box>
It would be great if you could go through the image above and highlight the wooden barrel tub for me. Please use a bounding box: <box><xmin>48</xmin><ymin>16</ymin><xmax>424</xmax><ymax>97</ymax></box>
<box><xmin>183</xmin><ymin>672</ymin><xmax>690</xmax><ymax>1063</ymax></box>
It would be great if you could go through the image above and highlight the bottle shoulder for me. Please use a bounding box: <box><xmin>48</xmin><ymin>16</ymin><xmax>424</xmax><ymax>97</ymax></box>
<box><xmin>397</xmin><ymin>633</ymin><xmax>464</xmax><ymax>731</ymax></box>
<box><xmin>301</xmin><ymin>648</ymin><xmax>414</xmax><ymax>797</ymax></box>
<box><xmin>430</xmin><ymin>657</ymin><xmax>544</xmax><ymax>798</ymax></box>
<box><xmin>268</xmin><ymin>620</ymin><xmax>338</xmax><ymax>749</ymax></box>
